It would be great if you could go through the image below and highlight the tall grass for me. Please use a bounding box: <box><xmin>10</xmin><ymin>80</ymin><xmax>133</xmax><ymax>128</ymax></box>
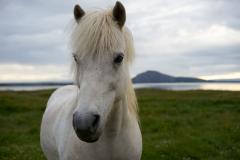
<box><xmin>0</xmin><ymin>89</ymin><xmax>240</xmax><ymax>159</ymax></box>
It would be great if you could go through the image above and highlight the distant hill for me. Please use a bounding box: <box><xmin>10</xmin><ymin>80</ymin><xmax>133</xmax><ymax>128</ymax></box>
<box><xmin>132</xmin><ymin>70</ymin><xmax>206</xmax><ymax>83</ymax></box>
<box><xmin>211</xmin><ymin>78</ymin><xmax>240</xmax><ymax>82</ymax></box>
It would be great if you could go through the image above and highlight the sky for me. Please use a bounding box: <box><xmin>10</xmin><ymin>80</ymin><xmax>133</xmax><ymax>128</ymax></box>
<box><xmin>0</xmin><ymin>0</ymin><xmax>240</xmax><ymax>82</ymax></box>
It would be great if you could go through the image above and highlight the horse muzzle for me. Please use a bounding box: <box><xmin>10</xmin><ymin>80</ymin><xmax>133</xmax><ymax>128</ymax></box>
<box><xmin>72</xmin><ymin>111</ymin><xmax>100</xmax><ymax>143</ymax></box>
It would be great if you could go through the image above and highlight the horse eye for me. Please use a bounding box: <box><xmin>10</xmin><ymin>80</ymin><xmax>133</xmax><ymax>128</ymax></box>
<box><xmin>114</xmin><ymin>53</ymin><xmax>124</xmax><ymax>64</ymax></box>
<box><xmin>73</xmin><ymin>55</ymin><xmax>78</xmax><ymax>63</ymax></box>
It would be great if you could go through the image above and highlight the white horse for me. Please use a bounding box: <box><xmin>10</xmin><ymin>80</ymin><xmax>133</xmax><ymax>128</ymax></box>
<box><xmin>40</xmin><ymin>1</ymin><xmax>142</xmax><ymax>160</ymax></box>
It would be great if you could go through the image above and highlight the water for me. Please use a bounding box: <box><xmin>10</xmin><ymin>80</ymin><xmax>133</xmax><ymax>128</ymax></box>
<box><xmin>0</xmin><ymin>83</ymin><xmax>240</xmax><ymax>91</ymax></box>
<box><xmin>0</xmin><ymin>85</ymin><xmax>62</xmax><ymax>91</ymax></box>
<box><xmin>134</xmin><ymin>83</ymin><xmax>240</xmax><ymax>91</ymax></box>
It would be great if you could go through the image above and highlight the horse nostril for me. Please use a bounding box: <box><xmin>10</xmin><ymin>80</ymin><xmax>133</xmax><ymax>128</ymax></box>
<box><xmin>72</xmin><ymin>112</ymin><xmax>79</xmax><ymax>129</ymax></box>
<box><xmin>73</xmin><ymin>112</ymin><xmax>77</xmax><ymax>119</ymax></box>
<box><xmin>72</xmin><ymin>112</ymin><xmax>100</xmax><ymax>135</ymax></box>
<box><xmin>91</xmin><ymin>114</ymin><xmax>100</xmax><ymax>130</ymax></box>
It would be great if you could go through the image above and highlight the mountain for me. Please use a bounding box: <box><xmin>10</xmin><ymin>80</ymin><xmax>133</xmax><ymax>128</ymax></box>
<box><xmin>211</xmin><ymin>78</ymin><xmax>240</xmax><ymax>82</ymax></box>
<box><xmin>132</xmin><ymin>70</ymin><xmax>206</xmax><ymax>83</ymax></box>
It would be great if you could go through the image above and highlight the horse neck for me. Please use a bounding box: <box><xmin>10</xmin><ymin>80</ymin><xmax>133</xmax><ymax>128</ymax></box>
<box><xmin>104</xmin><ymin>96</ymin><xmax>130</xmax><ymax>137</ymax></box>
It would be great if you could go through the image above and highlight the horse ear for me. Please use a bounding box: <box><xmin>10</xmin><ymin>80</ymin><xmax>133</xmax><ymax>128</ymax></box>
<box><xmin>113</xmin><ymin>1</ymin><xmax>126</xmax><ymax>28</ymax></box>
<box><xmin>74</xmin><ymin>4</ymin><xmax>85</xmax><ymax>22</ymax></box>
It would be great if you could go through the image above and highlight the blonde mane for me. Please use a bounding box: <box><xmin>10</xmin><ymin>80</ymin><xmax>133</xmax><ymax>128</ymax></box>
<box><xmin>70</xmin><ymin>8</ymin><xmax>138</xmax><ymax>120</ymax></box>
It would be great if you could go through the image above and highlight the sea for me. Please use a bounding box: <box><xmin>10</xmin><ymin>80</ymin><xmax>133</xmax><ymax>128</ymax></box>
<box><xmin>0</xmin><ymin>82</ymin><xmax>240</xmax><ymax>91</ymax></box>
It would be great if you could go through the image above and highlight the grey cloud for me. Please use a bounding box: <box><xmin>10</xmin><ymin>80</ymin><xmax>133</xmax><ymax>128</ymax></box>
<box><xmin>0</xmin><ymin>0</ymin><xmax>240</xmax><ymax>80</ymax></box>
<box><xmin>0</xmin><ymin>0</ymin><xmax>75</xmax><ymax>65</ymax></box>
<box><xmin>208</xmin><ymin>0</ymin><xmax>240</xmax><ymax>30</ymax></box>
<box><xmin>181</xmin><ymin>45</ymin><xmax>240</xmax><ymax>75</ymax></box>
<box><xmin>133</xmin><ymin>44</ymin><xmax>240</xmax><ymax>77</ymax></box>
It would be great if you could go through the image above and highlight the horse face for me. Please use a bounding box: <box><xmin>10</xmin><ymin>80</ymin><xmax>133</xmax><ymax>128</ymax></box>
<box><xmin>72</xmin><ymin>52</ymin><xmax>127</xmax><ymax>142</ymax></box>
<box><xmin>71</xmin><ymin>1</ymin><xmax>128</xmax><ymax>143</ymax></box>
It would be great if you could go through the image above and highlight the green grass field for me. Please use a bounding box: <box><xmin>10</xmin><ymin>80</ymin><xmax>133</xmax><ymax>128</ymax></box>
<box><xmin>0</xmin><ymin>89</ymin><xmax>240</xmax><ymax>160</ymax></box>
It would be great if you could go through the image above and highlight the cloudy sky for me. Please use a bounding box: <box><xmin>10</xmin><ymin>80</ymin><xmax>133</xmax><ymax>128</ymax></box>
<box><xmin>0</xmin><ymin>0</ymin><xmax>240</xmax><ymax>82</ymax></box>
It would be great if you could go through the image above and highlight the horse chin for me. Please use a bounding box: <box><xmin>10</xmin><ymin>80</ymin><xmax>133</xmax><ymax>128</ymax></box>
<box><xmin>79</xmin><ymin>137</ymin><xmax>99</xmax><ymax>143</ymax></box>
<box><xmin>76</xmin><ymin>132</ymin><xmax>100</xmax><ymax>143</ymax></box>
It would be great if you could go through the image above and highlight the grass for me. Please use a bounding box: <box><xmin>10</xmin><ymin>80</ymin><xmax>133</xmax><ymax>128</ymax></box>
<box><xmin>0</xmin><ymin>89</ymin><xmax>240</xmax><ymax>159</ymax></box>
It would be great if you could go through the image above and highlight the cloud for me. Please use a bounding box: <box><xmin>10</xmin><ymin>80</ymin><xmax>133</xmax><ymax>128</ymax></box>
<box><xmin>0</xmin><ymin>64</ymin><xmax>71</xmax><ymax>82</ymax></box>
<box><xmin>0</xmin><ymin>29</ymin><xmax>70</xmax><ymax>64</ymax></box>
<box><xmin>0</xmin><ymin>0</ymin><xmax>240</xmax><ymax>81</ymax></box>
<box><xmin>127</xmin><ymin>0</ymin><xmax>240</xmax><ymax>77</ymax></box>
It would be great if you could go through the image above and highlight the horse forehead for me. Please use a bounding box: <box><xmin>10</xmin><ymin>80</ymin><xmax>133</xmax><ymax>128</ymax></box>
<box><xmin>82</xmin><ymin>52</ymin><xmax>112</xmax><ymax>62</ymax></box>
<box><xmin>80</xmin><ymin>57</ymin><xmax>110</xmax><ymax>72</ymax></box>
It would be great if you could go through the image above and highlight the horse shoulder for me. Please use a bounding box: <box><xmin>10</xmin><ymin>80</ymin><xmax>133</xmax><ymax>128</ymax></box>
<box><xmin>40</xmin><ymin>85</ymin><xmax>79</xmax><ymax>160</ymax></box>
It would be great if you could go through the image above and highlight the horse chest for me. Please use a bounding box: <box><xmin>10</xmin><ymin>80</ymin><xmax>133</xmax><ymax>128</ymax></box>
<box><xmin>63</xmin><ymin>128</ymin><xmax>141</xmax><ymax>160</ymax></box>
